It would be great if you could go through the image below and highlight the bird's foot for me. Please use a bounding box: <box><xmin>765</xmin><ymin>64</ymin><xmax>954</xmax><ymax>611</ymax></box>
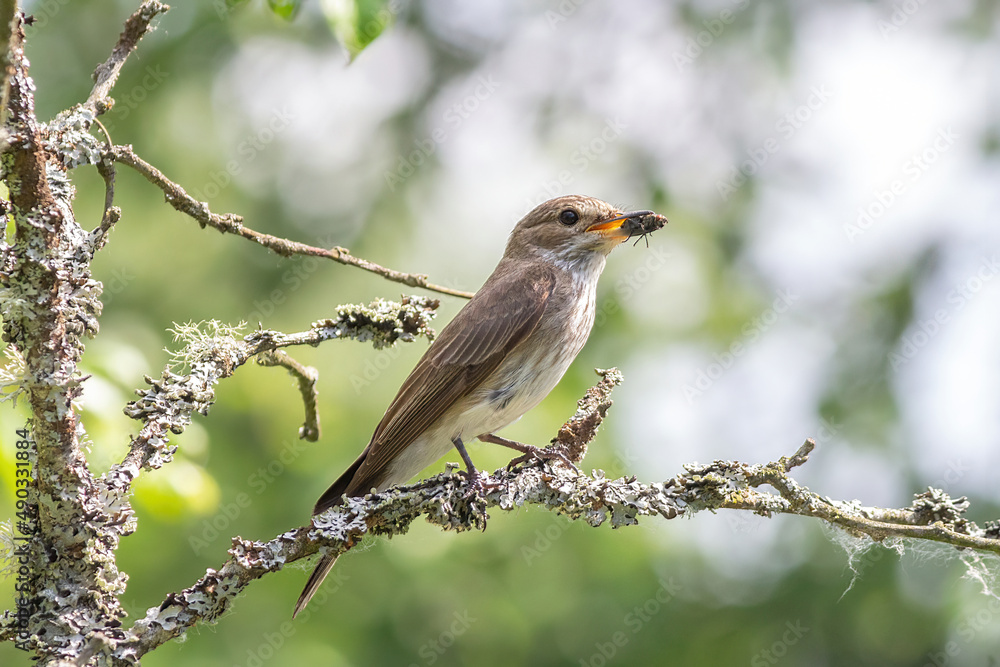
<box><xmin>450</xmin><ymin>436</ymin><xmax>499</xmax><ymax>500</ymax></box>
<box><xmin>457</xmin><ymin>469</ymin><xmax>496</xmax><ymax>532</ymax></box>
<box><xmin>479</xmin><ymin>432</ymin><xmax>582</xmax><ymax>475</ymax></box>
<box><xmin>506</xmin><ymin>444</ymin><xmax>582</xmax><ymax>475</ymax></box>
<box><xmin>460</xmin><ymin>468</ymin><xmax>501</xmax><ymax>500</ymax></box>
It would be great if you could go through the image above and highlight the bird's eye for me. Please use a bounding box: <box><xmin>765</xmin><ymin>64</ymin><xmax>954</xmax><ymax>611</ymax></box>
<box><xmin>559</xmin><ymin>209</ymin><xmax>579</xmax><ymax>226</ymax></box>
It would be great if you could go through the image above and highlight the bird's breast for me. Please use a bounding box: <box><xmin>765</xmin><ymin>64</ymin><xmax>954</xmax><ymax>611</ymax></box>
<box><xmin>461</xmin><ymin>270</ymin><xmax>599</xmax><ymax>436</ymax></box>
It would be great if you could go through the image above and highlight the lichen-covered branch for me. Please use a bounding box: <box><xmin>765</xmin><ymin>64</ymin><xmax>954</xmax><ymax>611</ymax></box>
<box><xmin>111</xmin><ymin>367</ymin><xmax>641</xmax><ymax>660</ymax></box>
<box><xmin>548</xmin><ymin>367</ymin><xmax>624</xmax><ymax>465</ymax></box>
<box><xmin>109</xmin><ymin>369</ymin><xmax>1000</xmax><ymax>663</ymax></box>
<box><xmin>93</xmin><ymin>149</ymin><xmax>120</xmax><ymax>243</ymax></box>
<box><xmin>84</xmin><ymin>1</ymin><xmax>169</xmax><ymax>117</ymax></box>
<box><xmin>679</xmin><ymin>440</ymin><xmax>1000</xmax><ymax>556</ymax></box>
<box><xmin>110</xmin><ymin>144</ymin><xmax>476</xmax><ymax>299</ymax></box>
<box><xmin>101</xmin><ymin>296</ymin><xmax>440</xmax><ymax>500</ymax></box>
<box><xmin>0</xmin><ymin>9</ymin><xmax>125</xmax><ymax>664</ymax></box>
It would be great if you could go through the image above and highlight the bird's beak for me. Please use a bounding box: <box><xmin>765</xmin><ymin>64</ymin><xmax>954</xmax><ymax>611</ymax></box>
<box><xmin>585</xmin><ymin>210</ymin><xmax>660</xmax><ymax>240</ymax></box>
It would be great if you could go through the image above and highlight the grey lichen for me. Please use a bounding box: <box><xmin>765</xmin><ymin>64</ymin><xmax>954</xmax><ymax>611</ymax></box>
<box><xmin>910</xmin><ymin>487</ymin><xmax>972</xmax><ymax>532</ymax></box>
<box><xmin>44</xmin><ymin>106</ymin><xmax>104</xmax><ymax>171</ymax></box>
<box><xmin>310</xmin><ymin>295</ymin><xmax>440</xmax><ymax>349</ymax></box>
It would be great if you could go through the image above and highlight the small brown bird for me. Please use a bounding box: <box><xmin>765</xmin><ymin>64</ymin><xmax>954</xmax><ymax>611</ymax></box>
<box><xmin>294</xmin><ymin>194</ymin><xmax>667</xmax><ymax>616</ymax></box>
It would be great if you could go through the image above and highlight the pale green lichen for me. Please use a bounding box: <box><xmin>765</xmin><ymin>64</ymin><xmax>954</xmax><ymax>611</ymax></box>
<box><xmin>0</xmin><ymin>344</ymin><xmax>27</xmax><ymax>405</ymax></box>
<box><xmin>165</xmin><ymin>320</ymin><xmax>247</xmax><ymax>372</ymax></box>
<box><xmin>0</xmin><ymin>520</ymin><xmax>16</xmax><ymax>576</ymax></box>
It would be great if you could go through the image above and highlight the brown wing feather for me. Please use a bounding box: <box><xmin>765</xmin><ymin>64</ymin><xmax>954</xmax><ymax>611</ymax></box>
<box><xmin>334</xmin><ymin>260</ymin><xmax>557</xmax><ymax>500</ymax></box>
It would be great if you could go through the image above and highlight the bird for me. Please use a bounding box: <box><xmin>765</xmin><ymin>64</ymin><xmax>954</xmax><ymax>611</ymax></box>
<box><xmin>293</xmin><ymin>194</ymin><xmax>667</xmax><ymax>617</ymax></box>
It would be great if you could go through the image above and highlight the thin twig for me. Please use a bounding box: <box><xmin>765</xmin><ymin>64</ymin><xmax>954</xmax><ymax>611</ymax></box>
<box><xmin>93</xmin><ymin>149</ymin><xmax>120</xmax><ymax>242</ymax></box>
<box><xmin>675</xmin><ymin>451</ymin><xmax>1000</xmax><ymax>557</ymax></box>
<box><xmin>722</xmin><ymin>463</ymin><xmax>1000</xmax><ymax>555</ymax></box>
<box><xmin>84</xmin><ymin>0</ymin><xmax>169</xmax><ymax>116</ymax></box>
<box><xmin>257</xmin><ymin>349</ymin><xmax>322</xmax><ymax>442</ymax></box>
<box><xmin>111</xmin><ymin>144</ymin><xmax>476</xmax><ymax>299</ymax></box>
<box><xmin>779</xmin><ymin>438</ymin><xmax>814</xmax><ymax>471</ymax></box>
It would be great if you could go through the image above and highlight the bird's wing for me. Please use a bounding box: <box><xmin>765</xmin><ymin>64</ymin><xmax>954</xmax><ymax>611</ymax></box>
<box><xmin>337</xmin><ymin>261</ymin><xmax>557</xmax><ymax>499</ymax></box>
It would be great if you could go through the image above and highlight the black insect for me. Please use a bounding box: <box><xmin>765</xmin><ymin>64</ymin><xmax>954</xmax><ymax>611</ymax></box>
<box><xmin>623</xmin><ymin>211</ymin><xmax>668</xmax><ymax>247</ymax></box>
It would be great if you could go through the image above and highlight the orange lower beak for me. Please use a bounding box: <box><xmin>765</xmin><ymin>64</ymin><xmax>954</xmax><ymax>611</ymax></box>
<box><xmin>587</xmin><ymin>215</ymin><xmax>628</xmax><ymax>240</ymax></box>
<box><xmin>586</xmin><ymin>217</ymin><xmax>628</xmax><ymax>234</ymax></box>
<box><xmin>585</xmin><ymin>210</ymin><xmax>656</xmax><ymax>238</ymax></box>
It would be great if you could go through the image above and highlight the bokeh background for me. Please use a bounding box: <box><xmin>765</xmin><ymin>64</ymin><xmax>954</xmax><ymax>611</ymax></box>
<box><xmin>4</xmin><ymin>0</ymin><xmax>1000</xmax><ymax>664</ymax></box>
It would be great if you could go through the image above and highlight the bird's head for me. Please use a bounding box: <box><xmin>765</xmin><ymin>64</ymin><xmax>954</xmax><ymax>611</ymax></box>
<box><xmin>505</xmin><ymin>195</ymin><xmax>667</xmax><ymax>268</ymax></box>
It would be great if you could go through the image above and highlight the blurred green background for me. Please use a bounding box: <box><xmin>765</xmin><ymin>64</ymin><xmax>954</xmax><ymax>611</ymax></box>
<box><xmin>4</xmin><ymin>0</ymin><xmax>1000</xmax><ymax>664</ymax></box>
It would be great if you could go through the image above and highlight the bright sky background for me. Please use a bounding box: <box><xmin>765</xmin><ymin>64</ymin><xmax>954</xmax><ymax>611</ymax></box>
<box><xmin>210</xmin><ymin>0</ymin><xmax>1000</xmax><ymax>580</ymax></box>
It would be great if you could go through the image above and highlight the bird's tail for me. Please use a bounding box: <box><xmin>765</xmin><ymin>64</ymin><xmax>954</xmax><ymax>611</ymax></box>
<box><xmin>293</xmin><ymin>552</ymin><xmax>339</xmax><ymax>618</ymax></box>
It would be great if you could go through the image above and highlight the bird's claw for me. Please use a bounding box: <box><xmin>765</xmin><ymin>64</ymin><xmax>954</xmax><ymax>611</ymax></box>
<box><xmin>506</xmin><ymin>445</ymin><xmax>582</xmax><ymax>475</ymax></box>
<box><xmin>461</xmin><ymin>469</ymin><xmax>500</xmax><ymax>500</ymax></box>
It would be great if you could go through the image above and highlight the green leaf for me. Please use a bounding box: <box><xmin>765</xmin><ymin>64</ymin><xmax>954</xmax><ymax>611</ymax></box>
<box><xmin>267</xmin><ymin>0</ymin><xmax>302</xmax><ymax>21</ymax></box>
<box><xmin>321</xmin><ymin>0</ymin><xmax>396</xmax><ymax>60</ymax></box>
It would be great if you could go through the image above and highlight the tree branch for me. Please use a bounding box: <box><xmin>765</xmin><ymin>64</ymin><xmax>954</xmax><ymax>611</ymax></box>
<box><xmin>0</xmin><ymin>9</ymin><xmax>127</xmax><ymax>662</ymax></box>
<box><xmin>110</xmin><ymin>144</ymin><xmax>476</xmax><ymax>299</ymax></box>
<box><xmin>690</xmin><ymin>444</ymin><xmax>1000</xmax><ymax>556</ymax></box>
<box><xmin>112</xmin><ymin>368</ymin><xmax>632</xmax><ymax>661</ymax></box>
<box><xmin>92</xmin><ymin>133</ymin><xmax>120</xmax><ymax>247</ymax></box>
<box><xmin>83</xmin><ymin>1</ymin><xmax>169</xmax><ymax>117</ymax></box>
<box><xmin>101</xmin><ymin>296</ymin><xmax>440</xmax><ymax>499</ymax></box>
<box><xmin>103</xmin><ymin>369</ymin><xmax>1000</xmax><ymax>663</ymax></box>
